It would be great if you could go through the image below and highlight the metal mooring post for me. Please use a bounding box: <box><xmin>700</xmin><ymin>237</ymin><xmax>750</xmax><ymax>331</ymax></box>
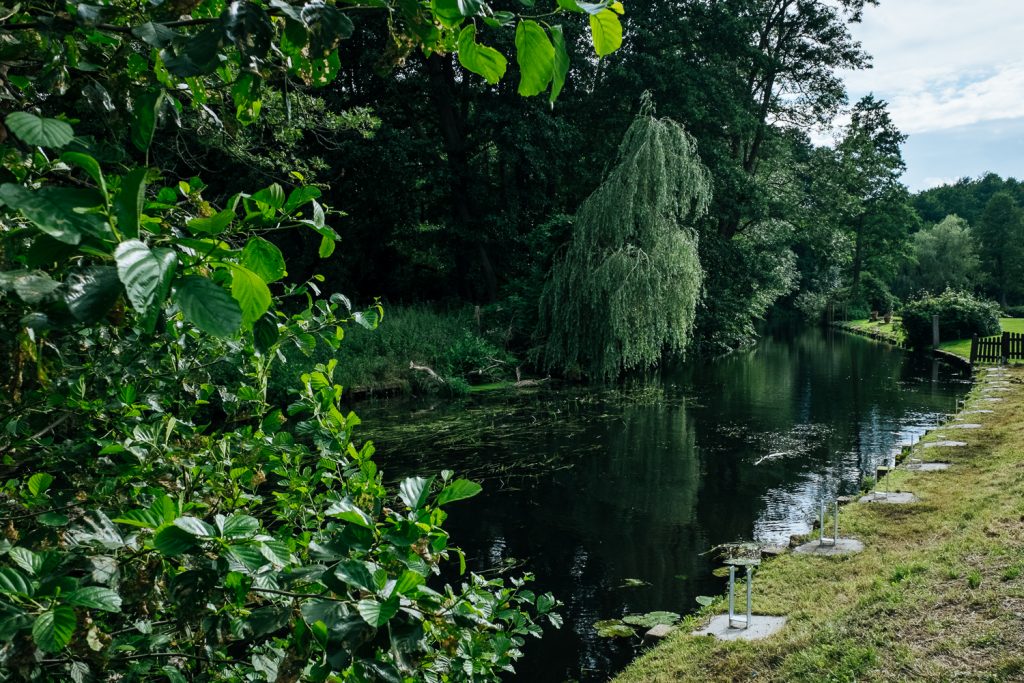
<box><xmin>727</xmin><ymin>565</ymin><xmax>752</xmax><ymax>629</ymax></box>
<box><xmin>819</xmin><ymin>500</ymin><xmax>838</xmax><ymax>547</ymax></box>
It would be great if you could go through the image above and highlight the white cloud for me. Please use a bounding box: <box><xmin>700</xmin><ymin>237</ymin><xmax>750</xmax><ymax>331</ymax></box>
<box><xmin>839</xmin><ymin>1</ymin><xmax>1024</xmax><ymax>135</ymax></box>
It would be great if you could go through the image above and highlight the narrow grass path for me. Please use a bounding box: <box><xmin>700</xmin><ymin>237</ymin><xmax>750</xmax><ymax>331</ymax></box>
<box><xmin>615</xmin><ymin>367</ymin><xmax>1024</xmax><ymax>682</ymax></box>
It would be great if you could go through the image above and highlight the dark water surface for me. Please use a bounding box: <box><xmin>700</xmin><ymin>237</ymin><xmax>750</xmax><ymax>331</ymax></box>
<box><xmin>359</xmin><ymin>327</ymin><xmax>970</xmax><ymax>681</ymax></box>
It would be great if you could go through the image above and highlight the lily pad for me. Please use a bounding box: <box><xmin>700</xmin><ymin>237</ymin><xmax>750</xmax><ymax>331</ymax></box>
<box><xmin>622</xmin><ymin>611</ymin><xmax>681</xmax><ymax>628</ymax></box>
<box><xmin>618</xmin><ymin>577</ymin><xmax>650</xmax><ymax>588</ymax></box>
<box><xmin>593</xmin><ymin>619</ymin><xmax>635</xmax><ymax>638</ymax></box>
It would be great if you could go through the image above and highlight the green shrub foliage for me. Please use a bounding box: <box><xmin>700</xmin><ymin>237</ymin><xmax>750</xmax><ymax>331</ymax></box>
<box><xmin>899</xmin><ymin>290</ymin><xmax>1001</xmax><ymax>348</ymax></box>
<box><xmin>537</xmin><ymin>97</ymin><xmax>712</xmax><ymax>380</ymax></box>
<box><xmin>0</xmin><ymin>119</ymin><xmax>557</xmax><ymax>681</ymax></box>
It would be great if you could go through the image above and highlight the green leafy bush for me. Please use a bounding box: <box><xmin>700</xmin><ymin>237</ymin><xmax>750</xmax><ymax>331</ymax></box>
<box><xmin>899</xmin><ymin>290</ymin><xmax>1001</xmax><ymax>348</ymax></box>
<box><xmin>0</xmin><ymin>119</ymin><xmax>555</xmax><ymax>681</ymax></box>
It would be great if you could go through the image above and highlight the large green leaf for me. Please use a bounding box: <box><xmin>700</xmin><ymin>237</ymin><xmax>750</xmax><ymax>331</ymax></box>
<box><xmin>589</xmin><ymin>9</ymin><xmax>622</xmax><ymax>57</ymax></box>
<box><xmin>172</xmin><ymin>516</ymin><xmax>217</xmax><ymax>537</ymax></box>
<box><xmin>325</xmin><ymin>498</ymin><xmax>374</xmax><ymax>528</ymax></box>
<box><xmin>114</xmin><ymin>167</ymin><xmax>148</xmax><ymax>240</ymax></box>
<box><xmin>282</xmin><ymin>186</ymin><xmax>321</xmax><ymax>214</ymax></box>
<box><xmin>131</xmin><ymin>91</ymin><xmax>164</xmax><ymax>153</ymax></box>
<box><xmin>249</xmin><ymin>183</ymin><xmax>285</xmax><ymax>218</ymax></box>
<box><xmin>335</xmin><ymin>560</ymin><xmax>376</xmax><ymax>593</ymax></box>
<box><xmin>550</xmin><ymin>25</ymin><xmax>570</xmax><ymax>103</ymax></box>
<box><xmin>457</xmin><ymin>25</ymin><xmax>508</xmax><ymax>85</ymax></box>
<box><xmin>173</xmin><ymin>275</ymin><xmax>242</xmax><ymax>338</ymax></box>
<box><xmin>431</xmin><ymin>0</ymin><xmax>463</xmax><ymax>27</ymax></box>
<box><xmin>0</xmin><ymin>604</ymin><xmax>29</xmax><ymax>641</ymax></box>
<box><xmin>318</xmin><ymin>234</ymin><xmax>336</xmax><ymax>258</ymax></box>
<box><xmin>229</xmin><ymin>264</ymin><xmax>272</xmax><ymax>328</ymax></box>
<box><xmin>11</xmin><ymin>272</ymin><xmax>60</xmax><ymax>304</ymax></box>
<box><xmin>64</xmin><ymin>587</ymin><xmax>122</xmax><ymax>613</ymax></box>
<box><xmin>161</xmin><ymin>23</ymin><xmax>224</xmax><ymax>77</ymax></box>
<box><xmin>356</xmin><ymin>596</ymin><xmax>399</xmax><ymax>627</ymax></box>
<box><xmin>114</xmin><ymin>240</ymin><xmax>178</xmax><ymax>333</ymax></box>
<box><xmin>65</xmin><ymin>267</ymin><xmax>122</xmax><ymax>324</ymax></box>
<box><xmin>5</xmin><ymin>112</ymin><xmax>74</xmax><ymax>148</ymax></box>
<box><xmin>398</xmin><ymin>476</ymin><xmax>433</xmax><ymax>510</ymax></box>
<box><xmin>220</xmin><ymin>514</ymin><xmax>259</xmax><ymax>539</ymax></box>
<box><xmin>301</xmin><ymin>1</ymin><xmax>354</xmax><ymax>56</ymax></box>
<box><xmin>9</xmin><ymin>548</ymin><xmax>43</xmax><ymax>576</ymax></box>
<box><xmin>222</xmin><ymin>0</ymin><xmax>273</xmax><ymax>65</ymax></box>
<box><xmin>60</xmin><ymin>152</ymin><xmax>107</xmax><ymax>199</ymax></box>
<box><xmin>436</xmin><ymin>479</ymin><xmax>483</xmax><ymax>506</ymax></box>
<box><xmin>0</xmin><ymin>567</ymin><xmax>33</xmax><ymax>596</ymax></box>
<box><xmin>27</xmin><ymin>473</ymin><xmax>53</xmax><ymax>496</ymax></box>
<box><xmin>153</xmin><ymin>525</ymin><xmax>198</xmax><ymax>556</ymax></box>
<box><xmin>241</xmin><ymin>237</ymin><xmax>286</xmax><ymax>283</ymax></box>
<box><xmin>33</xmin><ymin>606</ymin><xmax>76</xmax><ymax>652</ymax></box>
<box><xmin>393</xmin><ymin>570</ymin><xmax>425</xmax><ymax>596</ymax></box>
<box><xmin>132</xmin><ymin>21</ymin><xmax>181</xmax><ymax>48</ymax></box>
<box><xmin>515</xmin><ymin>21</ymin><xmax>555</xmax><ymax>96</ymax></box>
<box><xmin>0</xmin><ymin>184</ymin><xmax>107</xmax><ymax>244</ymax></box>
<box><xmin>186</xmin><ymin>208</ymin><xmax>234</xmax><ymax>235</ymax></box>
<box><xmin>227</xmin><ymin>544</ymin><xmax>268</xmax><ymax>573</ymax></box>
<box><xmin>253</xmin><ymin>314</ymin><xmax>280</xmax><ymax>354</ymax></box>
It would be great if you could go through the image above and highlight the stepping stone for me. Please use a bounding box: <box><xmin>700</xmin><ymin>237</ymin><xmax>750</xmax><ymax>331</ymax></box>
<box><xmin>961</xmin><ymin>410</ymin><xmax>993</xmax><ymax>415</ymax></box>
<box><xmin>760</xmin><ymin>545</ymin><xmax>788</xmax><ymax>558</ymax></box>
<box><xmin>945</xmin><ymin>423</ymin><xmax>983</xmax><ymax>429</ymax></box>
<box><xmin>924</xmin><ymin>441</ymin><xmax>967</xmax><ymax>448</ymax></box>
<box><xmin>905</xmin><ymin>462</ymin><xmax>951</xmax><ymax>472</ymax></box>
<box><xmin>793</xmin><ymin>538</ymin><xmax>864</xmax><ymax>556</ymax></box>
<box><xmin>692</xmin><ymin>614</ymin><xmax>787</xmax><ymax>641</ymax></box>
<box><xmin>645</xmin><ymin>624</ymin><xmax>676</xmax><ymax>640</ymax></box>
<box><xmin>860</xmin><ymin>492</ymin><xmax>919</xmax><ymax>504</ymax></box>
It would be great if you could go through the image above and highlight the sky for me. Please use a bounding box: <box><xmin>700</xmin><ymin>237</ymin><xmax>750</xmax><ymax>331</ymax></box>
<box><xmin>829</xmin><ymin>1</ymin><xmax>1024</xmax><ymax>191</ymax></box>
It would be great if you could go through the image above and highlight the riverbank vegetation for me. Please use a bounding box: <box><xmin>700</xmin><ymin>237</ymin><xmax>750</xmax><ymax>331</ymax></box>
<box><xmin>838</xmin><ymin>316</ymin><xmax>1024</xmax><ymax>361</ymax></box>
<box><xmin>616</xmin><ymin>367</ymin><xmax>1024</xmax><ymax>682</ymax></box>
<box><xmin>0</xmin><ymin>2</ymin><xmax>618</xmax><ymax>679</ymax></box>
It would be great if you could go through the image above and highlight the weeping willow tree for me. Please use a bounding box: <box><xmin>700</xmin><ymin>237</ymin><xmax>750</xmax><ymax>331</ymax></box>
<box><xmin>537</xmin><ymin>97</ymin><xmax>712</xmax><ymax>380</ymax></box>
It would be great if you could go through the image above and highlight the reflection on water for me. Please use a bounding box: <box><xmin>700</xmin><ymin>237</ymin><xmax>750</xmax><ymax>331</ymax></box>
<box><xmin>359</xmin><ymin>327</ymin><xmax>970</xmax><ymax>681</ymax></box>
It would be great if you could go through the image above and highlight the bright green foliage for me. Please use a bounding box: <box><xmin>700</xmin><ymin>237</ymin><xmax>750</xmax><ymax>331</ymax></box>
<box><xmin>538</xmin><ymin>97</ymin><xmax>711</xmax><ymax>380</ymax></box>
<box><xmin>0</xmin><ymin>122</ymin><xmax>557</xmax><ymax>680</ymax></box>
<box><xmin>910</xmin><ymin>215</ymin><xmax>981</xmax><ymax>294</ymax></box>
<box><xmin>899</xmin><ymin>290</ymin><xmax>1001</xmax><ymax>349</ymax></box>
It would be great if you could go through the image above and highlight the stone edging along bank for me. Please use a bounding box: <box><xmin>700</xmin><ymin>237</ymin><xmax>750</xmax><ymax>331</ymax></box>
<box><xmin>615</xmin><ymin>362</ymin><xmax>1024</xmax><ymax>681</ymax></box>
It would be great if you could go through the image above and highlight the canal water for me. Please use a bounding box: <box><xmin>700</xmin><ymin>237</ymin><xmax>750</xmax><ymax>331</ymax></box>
<box><xmin>358</xmin><ymin>326</ymin><xmax>971</xmax><ymax>681</ymax></box>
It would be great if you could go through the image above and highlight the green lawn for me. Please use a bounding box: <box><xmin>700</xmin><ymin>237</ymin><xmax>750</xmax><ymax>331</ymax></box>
<box><xmin>840</xmin><ymin>317</ymin><xmax>1024</xmax><ymax>360</ymax></box>
<box><xmin>937</xmin><ymin>318</ymin><xmax>1024</xmax><ymax>359</ymax></box>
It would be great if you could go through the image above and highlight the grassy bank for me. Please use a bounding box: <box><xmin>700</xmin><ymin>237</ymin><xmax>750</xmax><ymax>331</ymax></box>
<box><xmin>270</xmin><ymin>305</ymin><xmax>521</xmax><ymax>398</ymax></box>
<box><xmin>837</xmin><ymin>317</ymin><xmax>1024</xmax><ymax>360</ymax></box>
<box><xmin>616</xmin><ymin>366</ymin><xmax>1024</xmax><ymax>682</ymax></box>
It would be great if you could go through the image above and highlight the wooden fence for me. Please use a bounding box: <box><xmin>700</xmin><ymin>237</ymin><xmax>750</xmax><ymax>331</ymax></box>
<box><xmin>970</xmin><ymin>331</ymin><xmax>1024</xmax><ymax>365</ymax></box>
